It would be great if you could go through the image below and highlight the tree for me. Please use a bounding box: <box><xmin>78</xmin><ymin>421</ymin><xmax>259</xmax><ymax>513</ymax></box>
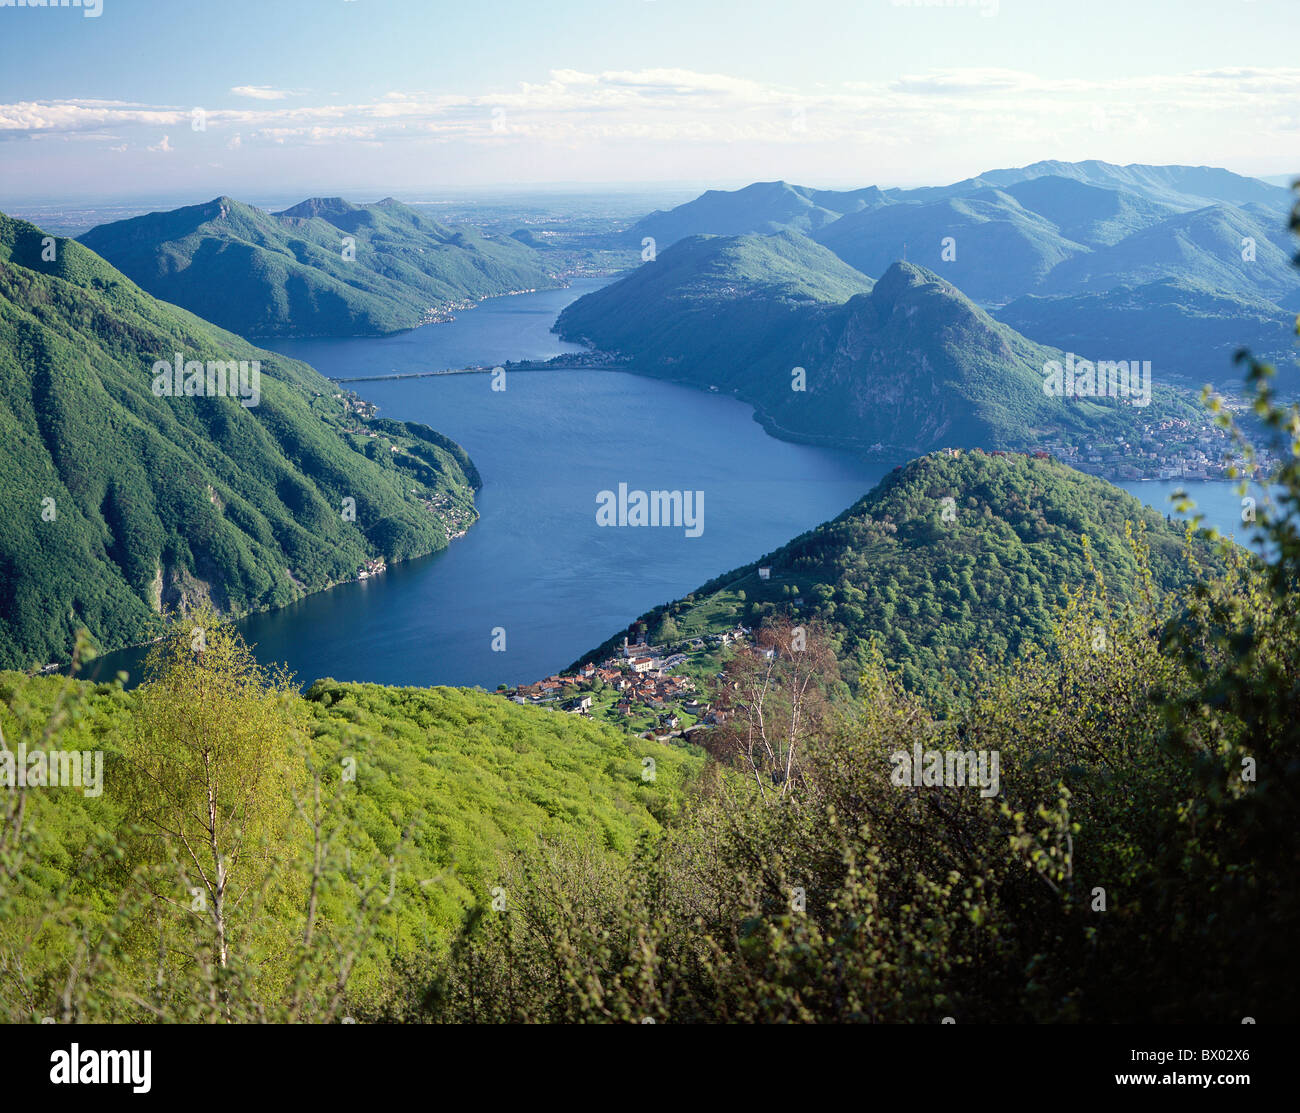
<box><xmin>708</xmin><ymin>618</ymin><xmax>839</xmax><ymax>799</ymax></box>
<box><xmin>122</xmin><ymin>606</ymin><xmax>310</xmax><ymax>1012</ymax></box>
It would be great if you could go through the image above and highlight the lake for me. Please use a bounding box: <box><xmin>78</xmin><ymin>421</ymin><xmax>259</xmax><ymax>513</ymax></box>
<box><xmin>1114</xmin><ymin>478</ymin><xmax>1276</xmax><ymax>552</ymax></box>
<box><xmin>82</xmin><ymin>280</ymin><xmax>888</xmax><ymax>689</ymax></box>
<box><xmin>79</xmin><ymin>280</ymin><xmax>1270</xmax><ymax>690</ymax></box>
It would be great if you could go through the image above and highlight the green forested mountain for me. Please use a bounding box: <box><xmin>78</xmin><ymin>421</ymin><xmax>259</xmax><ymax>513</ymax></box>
<box><xmin>1037</xmin><ymin>201</ymin><xmax>1300</xmax><ymax>304</ymax></box>
<box><xmin>556</xmin><ymin>230</ymin><xmax>872</xmax><ymax>384</ymax></box>
<box><xmin>558</xmin><ymin>247</ymin><xmax>1198</xmax><ymax>454</ymax></box>
<box><xmin>624</xmin><ymin>165</ymin><xmax>1296</xmax><ymax>383</ymax></box>
<box><xmin>583</xmin><ymin>450</ymin><xmax>1219</xmax><ymax>693</ymax></box>
<box><xmin>78</xmin><ymin>195</ymin><xmax>555</xmax><ymax>338</ymax></box>
<box><xmin>0</xmin><ymin>212</ymin><xmax>480</xmax><ymax>670</ymax></box>
<box><xmin>1000</xmin><ymin>277</ymin><xmax>1299</xmax><ymax>389</ymax></box>
<box><xmin>996</xmin><ymin>176</ymin><xmax>1180</xmax><ymax>247</ymax></box>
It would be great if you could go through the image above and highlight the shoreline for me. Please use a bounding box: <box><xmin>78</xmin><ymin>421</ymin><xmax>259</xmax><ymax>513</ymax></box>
<box><xmin>43</xmin><ymin>515</ymin><xmax>476</xmax><ymax>684</ymax></box>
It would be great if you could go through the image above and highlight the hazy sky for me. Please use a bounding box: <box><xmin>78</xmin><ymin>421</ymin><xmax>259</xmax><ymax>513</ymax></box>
<box><xmin>1</xmin><ymin>0</ymin><xmax>1296</xmax><ymax>200</ymax></box>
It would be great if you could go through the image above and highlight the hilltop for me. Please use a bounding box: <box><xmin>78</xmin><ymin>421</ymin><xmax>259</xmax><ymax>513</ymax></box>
<box><xmin>581</xmin><ymin>450</ymin><xmax>1223</xmax><ymax>694</ymax></box>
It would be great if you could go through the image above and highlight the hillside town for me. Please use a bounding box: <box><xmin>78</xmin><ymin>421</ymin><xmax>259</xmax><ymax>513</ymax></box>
<box><xmin>1046</xmin><ymin>406</ymin><xmax>1271</xmax><ymax>481</ymax></box>
<box><xmin>497</xmin><ymin>627</ymin><xmax>754</xmax><ymax>742</ymax></box>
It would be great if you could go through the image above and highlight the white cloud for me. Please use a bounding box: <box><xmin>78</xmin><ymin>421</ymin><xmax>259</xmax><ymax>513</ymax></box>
<box><xmin>230</xmin><ymin>85</ymin><xmax>294</xmax><ymax>100</ymax></box>
<box><xmin>1</xmin><ymin>66</ymin><xmax>1297</xmax><ymax>168</ymax></box>
<box><xmin>147</xmin><ymin>134</ymin><xmax>172</xmax><ymax>152</ymax></box>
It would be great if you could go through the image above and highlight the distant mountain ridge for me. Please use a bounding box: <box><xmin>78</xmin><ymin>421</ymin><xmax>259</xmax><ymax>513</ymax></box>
<box><xmin>78</xmin><ymin>195</ymin><xmax>557</xmax><ymax>339</ymax></box>
<box><xmin>632</xmin><ymin>181</ymin><xmax>891</xmax><ymax>245</ymax></box>
<box><xmin>634</xmin><ymin>161</ymin><xmax>1289</xmax><ymax>250</ymax></box>
<box><xmin>628</xmin><ymin>161</ymin><xmax>1297</xmax><ymax>390</ymax></box>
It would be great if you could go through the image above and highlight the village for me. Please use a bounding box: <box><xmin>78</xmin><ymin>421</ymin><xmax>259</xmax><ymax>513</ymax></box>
<box><xmin>497</xmin><ymin>626</ymin><xmax>756</xmax><ymax>742</ymax></box>
<box><xmin>1044</xmin><ymin>407</ymin><xmax>1269</xmax><ymax>482</ymax></box>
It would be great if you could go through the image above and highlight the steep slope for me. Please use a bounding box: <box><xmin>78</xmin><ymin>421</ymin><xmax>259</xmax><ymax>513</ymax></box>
<box><xmin>78</xmin><ymin>196</ymin><xmax>555</xmax><ymax>338</ymax></box>
<box><xmin>582</xmin><ymin>451</ymin><xmax>1220</xmax><ymax>693</ymax></box>
<box><xmin>557</xmin><ymin>230</ymin><xmax>874</xmax><ymax>381</ymax></box>
<box><xmin>813</xmin><ymin>188</ymin><xmax>1089</xmax><ymax>303</ymax></box>
<box><xmin>999</xmin><ymin>278</ymin><xmax>1298</xmax><ymax>390</ymax></box>
<box><xmin>0</xmin><ymin>213</ymin><xmax>480</xmax><ymax>670</ymax></box>
<box><xmin>558</xmin><ymin>251</ymin><xmax>1197</xmax><ymax>455</ymax></box>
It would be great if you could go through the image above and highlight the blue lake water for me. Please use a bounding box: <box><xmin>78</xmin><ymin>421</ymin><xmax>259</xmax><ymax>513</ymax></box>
<box><xmin>1114</xmin><ymin>479</ymin><xmax>1278</xmax><ymax>552</ymax></box>
<box><xmin>80</xmin><ymin>279</ymin><xmax>1268</xmax><ymax>690</ymax></box>
<box><xmin>84</xmin><ymin>280</ymin><xmax>888</xmax><ymax>689</ymax></box>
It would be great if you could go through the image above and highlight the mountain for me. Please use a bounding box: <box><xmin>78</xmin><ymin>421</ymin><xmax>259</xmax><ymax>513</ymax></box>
<box><xmin>556</xmin><ymin>230</ymin><xmax>873</xmax><ymax>385</ymax></box>
<box><xmin>557</xmin><ymin>247</ymin><xmax>1198</xmax><ymax>455</ymax></box>
<box><xmin>999</xmin><ymin>278</ymin><xmax>1299</xmax><ymax>389</ymax></box>
<box><xmin>631</xmin><ymin>181</ymin><xmax>889</xmax><ymax>248</ymax></box>
<box><xmin>951</xmin><ymin>160</ymin><xmax>1291</xmax><ymax>212</ymax></box>
<box><xmin>581</xmin><ymin>450</ymin><xmax>1219</xmax><ymax>693</ymax></box>
<box><xmin>0</xmin><ymin>212</ymin><xmax>480</xmax><ymax>670</ymax></box>
<box><xmin>997</xmin><ymin>176</ymin><xmax>1180</xmax><ymax>247</ymax></box>
<box><xmin>629</xmin><ymin>162</ymin><xmax>1288</xmax><ymax>253</ymax></box>
<box><xmin>78</xmin><ymin>196</ymin><xmax>556</xmax><ymax>338</ymax></box>
<box><xmin>812</xmin><ymin>188</ymin><xmax>1090</xmax><ymax>303</ymax></box>
<box><xmin>1037</xmin><ymin>202</ymin><xmax>1300</xmax><ymax>305</ymax></box>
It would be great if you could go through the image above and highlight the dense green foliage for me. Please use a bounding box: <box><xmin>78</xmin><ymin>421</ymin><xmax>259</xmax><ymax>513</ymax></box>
<box><xmin>585</xmin><ymin>450</ymin><xmax>1220</xmax><ymax>697</ymax></box>
<box><xmin>79</xmin><ymin>196</ymin><xmax>555</xmax><ymax>338</ymax></box>
<box><xmin>560</xmin><ymin>252</ymin><xmax>1204</xmax><ymax>453</ymax></box>
<box><xmin>0</xmin><ymin>212</ymin><xmax>479</xmax><ymax>670</ymax></box>
<box><xmin>0</xmin><ymin>624</ymin><xmax>702</xmax><ymax>1021</ymax></box>
<box><xmin>422</xmin><ymin>356</ymin><xmax>1300</xmax><ymax>1024</ymax></box>
<box><xmin>1001</xmin><ymin>277</ymin><xmax>1298</xmax><ymax>390</ymax></box>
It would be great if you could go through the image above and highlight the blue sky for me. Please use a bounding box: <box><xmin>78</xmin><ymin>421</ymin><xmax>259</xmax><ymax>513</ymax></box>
<box><xmin>1</xmin><ymin>0</ymin><xmax>1296</xmax><ymax>199</ymax></box>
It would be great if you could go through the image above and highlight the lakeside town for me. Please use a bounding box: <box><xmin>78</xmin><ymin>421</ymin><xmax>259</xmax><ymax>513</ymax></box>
<box><xmin>496</xmin><ymin>627</ymin><xmax>756</xmax><ymax>743</ymax></box>
<box><xmin>1044</xmin><ymin>399</ymin><xmax>1278</xmax><ymax>482</ymax></box>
